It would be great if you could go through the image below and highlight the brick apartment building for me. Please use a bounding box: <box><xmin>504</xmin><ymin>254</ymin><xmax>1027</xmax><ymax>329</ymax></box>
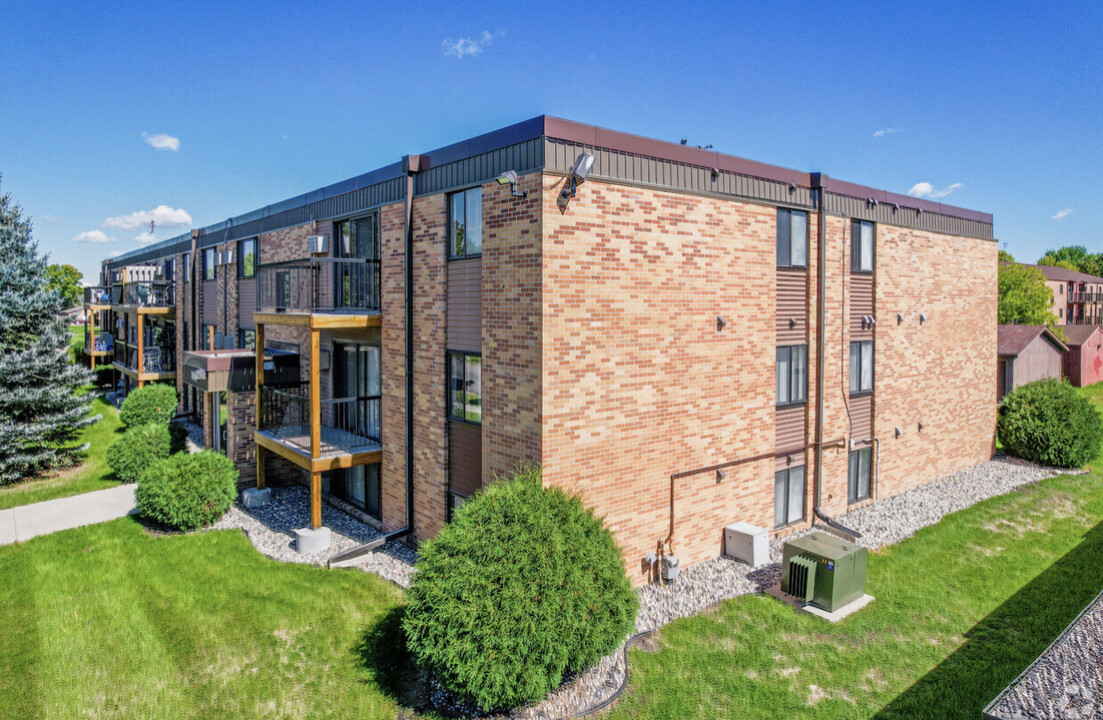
<box><xmin>91</xmin><ymin>116</ymin><xmax>997</xmax><ymax>581</ymax></box>
<box><xmin>1027</xmin><ymin>263</ymin><xmax>1103</xmax><ymax>325</ymax></box>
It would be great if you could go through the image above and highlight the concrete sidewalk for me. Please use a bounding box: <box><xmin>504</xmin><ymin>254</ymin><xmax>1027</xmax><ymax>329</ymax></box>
<box><xmin>0</xmin><ymin>485</ymin><xmax>137</xmax><ymax>545</ymax></box>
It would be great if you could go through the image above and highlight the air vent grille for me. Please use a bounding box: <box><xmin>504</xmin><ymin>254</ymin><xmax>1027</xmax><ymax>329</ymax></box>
<box><xmin>787</xmin><ymin>555</ymin><xmax>817</xmax><ymax>602</ymax></box>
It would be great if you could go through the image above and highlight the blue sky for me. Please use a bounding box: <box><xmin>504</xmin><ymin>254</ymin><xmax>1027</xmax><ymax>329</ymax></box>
<box><xmin>1</xmin><ymin>1</ymin><xmax>1099</xmax><ymax>283</ymax></box>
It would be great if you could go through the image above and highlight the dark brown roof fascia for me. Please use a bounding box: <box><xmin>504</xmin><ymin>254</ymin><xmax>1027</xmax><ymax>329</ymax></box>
<box><xmin>542</xmin><ymin>115</ymin><xmax>992</xmax><ymax>225</ymax></box>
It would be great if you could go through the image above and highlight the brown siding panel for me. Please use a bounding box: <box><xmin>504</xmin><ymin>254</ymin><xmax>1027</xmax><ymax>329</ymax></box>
<box><xmin>449</xmin><ymin>421</ymin><xmax>483</xmax><ymax>497</ymax></box>
<box><xmin>777</xmin><ymin>268</ymin><xmax>808</xmax><ymax>344</ymax></box>
<box><xmin>1011</xmin><ymin>337</ymin><xmax>1064</xmax><ymax>389</ymax></box>
<box><xmin>849</xmin><ymin>393</ymin><xmax>873</xmax><ymax>442</ymax></box>
<box><xmin>850</xmin><ymin>273</ymin><xmax>874</xmax><ymax>340</ymax></box>
<box><xmin>447</xmin><ymin>258</ymin><xmax>482</xmax><ymax>352</ymax></box>
<box><xmin>775</xmin><ymin>404</ymin><xmax>805</xmax><ymax>454</ymax></box>
<box><xmin>826</xmin><ymin>192</ymin><xmax>993</xmax><ymax>240</ymax></box>
<box><xmin>202</xmin><ymin>283</ymin><xmax>218</xmax><ymax>325</ymax></box>
<box><xmin>238</xmin><ymin>278</ymin><xmax>256</xmax><ymax>328</ymax></box>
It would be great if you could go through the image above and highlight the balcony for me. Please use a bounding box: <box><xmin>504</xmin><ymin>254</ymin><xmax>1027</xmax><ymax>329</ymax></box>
<box><xmin>256</xmin><ymin>382</ymin><xmax>381</xmax><ymax>463</ymax></box>
<box><xmin>112</xmin><ymin>346</ymin><xmax>176</xmax><ymax>383</ymax></box>
<box><xmin>84</xmin><ymin>332</ymin><xmax>114</xmax><ymax>355</ymax></box>
<box><xmin>112</xmin><ymin>280</ymin><xmax>175</xmax><ymax>309</ymax></box>
<box><xmin>255</xmin><ymin>258</ymin><xmax>380</xmax><ymax>330</ymax></box>
<box><xmin>84</xmin><ymin>286</ymin><xmax>112</xmax><ymax>306</ymax></box>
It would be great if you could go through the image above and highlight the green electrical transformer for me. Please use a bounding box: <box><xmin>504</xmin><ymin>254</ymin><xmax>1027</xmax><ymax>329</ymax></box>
<box><xmin>780</xmin><ymin>532</ymin><xmax>868</xmax><ymax>612</ymax></box>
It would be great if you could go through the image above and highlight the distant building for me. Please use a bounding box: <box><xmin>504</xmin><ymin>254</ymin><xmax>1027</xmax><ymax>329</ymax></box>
<box><xmin>1026</xmin><ymin>264</ymin><xmax>1103</xmax><ymax>325</ymax></box>
<box><xmin>1061</xmin><ymin>324</ymin><xmax>1103</xmax><ymax>388</ymax></box>
<box><xmin>997</xmin><ymin>325</ymin><xmax>1067</xmax><ymax>399</ymax></box>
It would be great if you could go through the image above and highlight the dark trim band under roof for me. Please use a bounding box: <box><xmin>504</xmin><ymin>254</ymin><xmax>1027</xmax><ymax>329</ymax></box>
<box><xmin>106</xmin><ymin>115</ymin><xmax>993</xmax><ymax>268</ymax></box>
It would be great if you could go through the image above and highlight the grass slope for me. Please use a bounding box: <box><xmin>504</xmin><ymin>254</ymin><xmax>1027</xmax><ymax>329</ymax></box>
<box><xmin>608</xmin><ymin>471</ymin><xmax>1103</xmax><ymax>720</ymax></box>
<box><xmin>0</xmin><ymin>397</ymin><xmax>122</xmax><ymax>510</ymax></box>
<box><xmin>0</xmin><ymin>519</ymin><xmax>404</xmax><ymax>720</ymax></box>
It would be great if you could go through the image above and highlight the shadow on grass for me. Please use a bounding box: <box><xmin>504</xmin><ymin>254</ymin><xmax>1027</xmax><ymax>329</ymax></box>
<box><xmin>355</xmin><ymin>606</ymin><xmax>427</xmax><ymax>712</ymax></box>
<box><xmin>873</xmin><ymin>520</ymin><xmax>1103</xmax><ymax>720</ymax></box>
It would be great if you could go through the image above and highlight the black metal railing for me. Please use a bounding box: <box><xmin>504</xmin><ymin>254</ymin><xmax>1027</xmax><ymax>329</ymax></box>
<box><xmin>84</xmin><ymin>286</ymin><xmax>112</xmax><ymax>305</ymax></box>
<box><xmin>117</xmin><ymin>347</ymin><xmax>174</xmax><ymax>373</ymax></box>
<box><xmin>258</xmin><ymin>382</ymin><xmax>381</xmax><ymax>453</ymax></box>
<box><xmin>257</xmin><ymin>258</ymin><xmax>380</xmax><ymax>313</ymax></box>
<box><xmin>112</xmin><ymin>280</ymin><xmax>174</xmax><ymax>307</ymax></box>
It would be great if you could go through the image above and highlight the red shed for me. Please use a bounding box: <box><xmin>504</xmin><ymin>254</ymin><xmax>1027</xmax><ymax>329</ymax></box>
<box><xmin>1061</xmin><ymin>325</ymin><xmax>1103</xmax><ymax>387</ymax></box>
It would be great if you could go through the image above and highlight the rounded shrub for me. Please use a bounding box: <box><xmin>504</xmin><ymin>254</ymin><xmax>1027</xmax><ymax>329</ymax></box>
<box><xmin>119</xmin><ymin>383</ymin><xmax>178</xmax><ymax>428</ymax></box>
<box><xmin>402</xmin><ymin>465</ymin><xmax>638</xmax><ymax>712</ymax></box>
<box><xmin>106</xmin><ymin>422</ymin><xmax>171</xmax><ymax>483</ymax></box>
<box><xmin>998</xmin><ymin>378</ymin><xmax>1103</xmax><ymax>468</ymax></box>
<box><xmin>136</xmin><ymin>450</ymin><xmax>238</xmax><ymax>531</ymax></box>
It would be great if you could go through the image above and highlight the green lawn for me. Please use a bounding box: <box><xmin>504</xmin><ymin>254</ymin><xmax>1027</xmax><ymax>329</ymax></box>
<box><xmin>0</xmin><ymin>519</ymin><xmax>405</xmax><ymax>720</ymax></box>
<box><xmin>0</xmin><ymin>397</ymin><xmax>122</xmax><ymax>510</ymax></box>
<box><xmin>2</xmin><ymin>387</ymin><xmax>1102</xmax><ymax>719</ymax></box>
<box><xmin>608</xmin><ymin>474</ymin><xmax>1103</xmax><ymax>720</ymax></box>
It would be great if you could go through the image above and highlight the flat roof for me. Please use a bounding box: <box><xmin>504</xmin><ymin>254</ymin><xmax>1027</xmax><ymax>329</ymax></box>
<box><xmin>106</xmin><ymin>115</ymin><xmax>993</xmax><ymax>268</ymax></box>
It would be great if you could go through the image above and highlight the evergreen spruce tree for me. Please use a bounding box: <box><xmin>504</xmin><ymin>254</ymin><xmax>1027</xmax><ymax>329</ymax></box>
<box><xmin>0</xmin><ymin>184</ymin><xmax>95</xmax><ymax>484</ymax></box>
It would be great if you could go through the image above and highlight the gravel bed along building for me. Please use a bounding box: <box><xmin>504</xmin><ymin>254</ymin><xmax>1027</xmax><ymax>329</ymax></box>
<box><xmin>985</xmin><ymin>589</ymin><xmax>1103</xmax><ymax>720</ymax></box>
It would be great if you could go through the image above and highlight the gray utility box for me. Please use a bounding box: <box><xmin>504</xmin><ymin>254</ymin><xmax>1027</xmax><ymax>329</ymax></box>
<box><xmin>724</xmin><ymin>522</ymin><xmax>769</xmax><ymax>567</ymax></box>
<box><xmin>780</xmin><ymin>532</ymin><xmax>868</xmax><ymax>612</ymax></box>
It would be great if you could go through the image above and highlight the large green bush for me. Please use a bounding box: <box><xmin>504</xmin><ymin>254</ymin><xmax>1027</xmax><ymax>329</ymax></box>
<box><xmin>119</xmin><ymin>384</ymin><xmax>177</xmax><ymax>428</ymax></box>
<box><xmin>105</xmin><ymin>423</ymin><xmax>171</xmax><ymax>483</ymax></box>
<box><xmin>998</xmin><ymin>379</ymin><xmax>1103</xmax><ymax>468</ymax></box>
<box><xmin>136</xmin><ymin>450</ymin><xmax>238</xmax><ymax>530</ymax></box>
<box><xmin>402</xmin><ymin>465</ymin><xmax>638</xmax><ymax>711</ymax></box>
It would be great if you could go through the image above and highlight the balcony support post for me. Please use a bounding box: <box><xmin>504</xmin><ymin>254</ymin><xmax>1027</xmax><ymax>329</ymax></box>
<box><xmin>257</xmin><ymin>446</ymin><xmax>266</xmax><ymax>490</ymax></box>
<box><xmin>309</xmin><ymin>328</ymin><xmax>321</xmax><ymax>459</ymax></box>
<box><xmin>310</xmin><ymin>471</ymin><xmax>322</xmax><ymax>529</ymax></box>
<box><xmin>88</xmin><ymin>313</ymin><xmax>96</xmax><ymax>369</ymax></box>
<box><xmin>255</xmin><ymin>323</ymin><xmax>265</xmax><ymax>386</ymax></box>
<box><xmin>136</xmin><ymin>312</ymin><xmax>144</xmax><ymax>388</ymax></box>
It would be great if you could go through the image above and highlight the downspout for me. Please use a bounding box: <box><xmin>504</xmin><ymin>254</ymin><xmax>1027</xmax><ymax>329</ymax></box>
<box><xmin>392</xmin><ymin>155</ymin><xmax>423</xmax><ymax>544</ymax></box>
<box><xmin>810</xmin><ymin>174</ymin><xmax>861</xmax><ymax>539</ymax></box>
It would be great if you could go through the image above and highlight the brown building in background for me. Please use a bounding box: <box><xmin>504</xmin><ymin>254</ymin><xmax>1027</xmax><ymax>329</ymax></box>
<box><xmin>94</xmin><ymin>116</ymin><xmax>998</xmax><ymax>582</ymax></box>
<box><xmin>1027</xmin><ymin>264</ymin><xmax>1103</xmax><ymax>325</ymax></box>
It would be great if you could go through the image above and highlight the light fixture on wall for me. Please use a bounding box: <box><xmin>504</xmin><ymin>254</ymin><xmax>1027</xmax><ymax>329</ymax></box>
<box><xmin>560</xmin><ymin>152</ymin><xmax>595</xmax><ymax>200</ymax></box>
<box><xmin>495</xmin><ymin>170</ymin><xmax>528</xmax><ymax>199</ymax></box>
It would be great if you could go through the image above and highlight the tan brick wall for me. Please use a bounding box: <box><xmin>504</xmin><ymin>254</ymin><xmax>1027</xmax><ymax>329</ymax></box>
<box><xmin>409</xmin><ymin>193</ymin><xmax>448</xmax><ymax>542</ymax></box>
<box><xmin>483</xmin><ymin>175</ymin><xmax>543</xmax><ymax>478</ymax></box>
<box><xmin>869</xmin><ymin>224</ymin><xmax>997</xmax><ymax>500</ymax></box>
<box><xmin>380</xmin><ymin>201</ymin><xmax>409</xmax><ymax>533</ymax></box>
<box><xmin>539</xmin><ymin>174</ymin><xmax>777</xmax><ymax>582</ymax></box>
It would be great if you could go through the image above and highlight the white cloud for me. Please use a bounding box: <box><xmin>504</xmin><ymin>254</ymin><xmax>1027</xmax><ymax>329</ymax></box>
<box><xmin>908</xmin><ymin>181</ymin><xmax>962</xmax><ymax>199</ymax></box>
<box><xmin>142</xmin><ymin>132</ymin><xmax>180</xmax><ymax>151</ymax></box>
<box><xmin>108</xmin><ymin>250</ymin><xmax>125</xmax><ymax>258</ymax></box>
<box><xmin>103</xmin><ymin>205</ymin><xmax>192</xmax><ymax>231</ymax></box>
<box><xmin>442</xmin><ymin>30</ymin><xmax>504</xmax><ymax>58</ymax></box>
<box><xmin>873</xmin><ymin>128</ymin><xmax>902</xmax><ymax>138</ymax></box>
<box><xmin>73</xmin><ymin>230</ymin><xmax>115</xmax><ymax>244</ymax></box>
<box><xmin>1052</xmin><ymin>208</ymin><xmax>1074</xmax><ymax>220</ymax></box>
<box><xmin>132</xmin><ymin>231</ymin><xmax>158</xmax><ymax>244</ymax></box>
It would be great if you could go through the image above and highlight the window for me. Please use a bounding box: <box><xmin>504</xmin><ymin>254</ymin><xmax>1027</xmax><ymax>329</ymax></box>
<box><xmin>851</xmin><ymin>220</ymin><xmax>874</xmax><ymax>272</ymax></box>
<box><xmin>776</xmin><ymin>208</ymin><xmax>808</xmax><ymax>268</ymax></box>
<box><xmin>238</xmin><ymin>328</ymin><xmax>255</xmax><ymax>350</ymax></box>
<box><xmin>203</xmin><ymin>247</ymin><xmax>216</xmax><ymax>281</ymax></box>
<box><xmin>774</xmin><ymin>466</ymin><xmax>805</xmax><ymax>528</ymax></box>
<box><xmin>849</xmin><ymin>340</ymin><xmax>874</xmax><ymax>395</ymax></box>
<box><xmin>776</xmin><ymin>345</ymin><xmax>808</xmax><ymax>407</ymax></box>
<box><xmin>1059</xmin><ymin>284</ymin><xmax>1064</xmax><ymax>294</ymax></box>
<box><xmin>163</xmin><ymin>258</ymin><xmax>175</xmax><ymax>281</ymax></box>
<box><xmin>848</xmin><ymin>448</ymin><xmax>872</xmax><ymax>503</ymax></box>
<box><xmin>238</xmin><ymin>238</ymin><xmax>257</xmax><ymax>278</ymax></box>
<box><xmin>327</xmin><ymin>464</ymin><xmax>381</xmax><ymax>518</ymax></box>
<box><xmin>448</xmin><ymin>351</ymin><xmax>482</xmax><ymax>423</ymax></box>
<box><xmin>183</xmin><ymin>252</ymin><xmax>191</xmax><ymax>283</ymax></box>
<box><xmin>448</xmin><ymin>187</ymin><xmax>482</xmax><ymax>258</ymax></box>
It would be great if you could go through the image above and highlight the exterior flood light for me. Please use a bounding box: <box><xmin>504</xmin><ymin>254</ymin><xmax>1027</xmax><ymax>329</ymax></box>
<box><xmin>560</xmin><ymin>152</ymin><xmax>595</xmax><ymax>200</ymax></box>
<box><xmin>495</xmin><ymin>170</ymin><xmax>527</xmax><ymax>199</ymax></box>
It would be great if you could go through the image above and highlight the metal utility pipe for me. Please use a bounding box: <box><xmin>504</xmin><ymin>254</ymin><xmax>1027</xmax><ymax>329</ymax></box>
<box><xmin>810</xmin><ymin>176</ymin><xmax>861</xmax><ymax>539</ymax></box>
<box><xmin>401</xmin><ymin>155</ymin><xmax>421</xmax><ymax>540</ymax></box>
